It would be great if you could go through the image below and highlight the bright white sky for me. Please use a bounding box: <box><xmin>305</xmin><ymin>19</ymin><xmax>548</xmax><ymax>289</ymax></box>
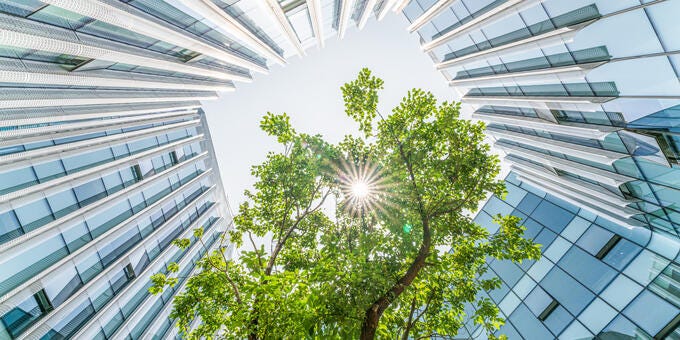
<box><xmin>202</xmin><ymin>14</ymin><xmax>455</xmax><ymax>210</ymax></box>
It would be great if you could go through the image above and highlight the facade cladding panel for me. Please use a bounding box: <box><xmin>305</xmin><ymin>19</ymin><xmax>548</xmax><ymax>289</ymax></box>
<box><xmin>1</xmin><ymin>0</ymin><xmax>680</xmax><ymax>339</ymax></box>
<box><xmin>402</xmin><ymin>0</ymin><xmax>680</xmax><ymax>339</ymax></box>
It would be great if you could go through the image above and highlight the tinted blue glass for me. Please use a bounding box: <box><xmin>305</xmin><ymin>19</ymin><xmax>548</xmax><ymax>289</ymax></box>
<box><xmin>102</xmin><ymin>172</ymin><xmax>124</xmax><ymax>194</ymax></box>
<box><xmin>576</xmin><ymin>225</ymin><xmax>613</xmax><ymax>256</ymax></box>
<box><xmin>543</xmin><ymin>305</ymin><xmax>572</xmax><ymax>335</ymax></box>
<box><xmin>73</xmin><ymin>179</ymin><xmax>106</xmax><ymax>206</ymax></box>
<box><xmin>111</xmin><ymin>144</ymin><xmax>130</xmax><ymax>159</ymax></box>
<box><xmin>622</xmin><ymin>290</ymin><xmax>678</xmax><ymax>335</ymax></box>
<box><xmin>522</xmin><ymin>218</ymin><xmax>543</xmax><ymax>239</ymax></box>
<box><xmin>0</xmin><ymin>167</ymin><xmax>37</xmax><ymax>194</ymax></box>
<box><xmin>490</xmin><ymin>260</ymin><xmax>524</xmax><ymax>287</ymax></box>
<box><xmin>558</xmin><ymin>247</ymin><xmax>616</xmax><ymax>293</ymax></box>
<box><xmin>541</xmin><ymin>267</ymin><xmax>594</xmax><ymax>315</ymax></box>
<box><xmin>62</xmin><ymin>148</ymin><xmax>114</xmax><ymax>173</ymax></box>
<box><xmin>47</xmin><ymin>189</ymin><xmax>79</xmax><ymax>218</ymax></box>
<box><xmin>0</xmin><ymin>210</ymin><xmax>22</xmax><ymax>243</ymax></box>
<box><xmin>86</xmin><ymin>200</ymin><xmax>132</xmax><ymax>237</ymax></box>
<box><xmin>14</xmin><ymin>199</ymin><xmax>54</xmax><ymax>232</ymax></box>
<box><xmin>601</xmin><ymin>315</ymin><xmax>651</xmax><ymax>338</ymax></box>
<box><xmin>534</xmin><ymin>228</ymin><xmax>557</xmax><ymax>249</ymax></box>
<box><xmin>516</xmin><ymin>193</ymin><xmax>542</xmax><ymax>214</ymax></box>
<box><xmin>508</xmin><ymin>304</ymin><xmax>554</xmax><ymax>339</ymax></box>
<box><xmin>524</xmin><ymin>286</ymin><xmax>552</xmax><ymax>316</ymax></box>
<box><xmin>603</xmin><ymin>238</ymin><xmax>641</xmax><ymax>271</ymax></box>
<box><xmin>61</xmin><ymin>221</ymin><xmax>91</xmax><ymax>252</ymax></box>
<box><xmin>33</xmin><ymin>160</ymin><xmax>66</xmax><ymax>182</ymax></box>
<box><xmin>484</xmin><ymin>196</ymin><xmax>515</xmax><ymax>216</ymax></box>
<box><xmin>530</xmin><ymin>200</ymin><xmax>573</xmax><ymax>233</ymax></box>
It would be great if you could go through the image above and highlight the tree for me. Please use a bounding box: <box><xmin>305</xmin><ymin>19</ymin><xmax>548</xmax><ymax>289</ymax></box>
<box><xmin>150</xmin><ymin>68</ymin><xmax>541</xmax><ymax>339</ymax></box>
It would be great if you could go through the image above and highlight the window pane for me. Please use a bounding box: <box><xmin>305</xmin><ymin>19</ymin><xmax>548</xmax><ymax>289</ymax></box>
<box><xmin>73</xmin><ymin>179</ymin><xmax>106</xmax><ymax>206</ymax></box>
<box><xmin>14</xmin><ymin>198</ymin><xmax>54</xmax><ymax>233</ymax></box>
<box><xmin>47</xmin><ymin>189</ymin><xmax>79</xmax><ymax>219</ymax></box>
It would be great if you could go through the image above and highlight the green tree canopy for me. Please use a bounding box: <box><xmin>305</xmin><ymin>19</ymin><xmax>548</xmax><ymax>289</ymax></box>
<box><xmin>150</xmin><ymin>68</ymin><xmax>541</xmax><ymax>339</ymax></box>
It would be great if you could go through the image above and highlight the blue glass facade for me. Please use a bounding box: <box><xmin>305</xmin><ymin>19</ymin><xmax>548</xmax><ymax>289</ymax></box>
<box><xmin>402</xmin><ymin>0</ymin><xmax>680</xmax><ymax>339</ymax></box>
<box><xmin>469</xmin><ymin>173</ymin><xmax>680</xmax><ymax>339</ymax></box>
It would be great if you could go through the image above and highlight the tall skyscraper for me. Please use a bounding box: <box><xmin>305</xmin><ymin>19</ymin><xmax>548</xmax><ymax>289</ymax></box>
<box><xmin>0</xmin><ymin>0</ymin><xmax>388</xmax><ymax>339</ymax></box>
<box><xmin>401</xmin><ymin>0</ymin><xmax>680</xmax><ymax>338</ymax></box>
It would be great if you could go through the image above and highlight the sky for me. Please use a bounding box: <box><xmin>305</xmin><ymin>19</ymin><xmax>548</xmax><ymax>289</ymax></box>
<box><xmin>202</xmin><ymin>13</ymin><xmax>454</xmax><ymax>210</ymax></box>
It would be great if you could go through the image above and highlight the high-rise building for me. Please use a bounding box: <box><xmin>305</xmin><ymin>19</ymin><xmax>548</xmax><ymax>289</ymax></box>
<box><xmin>2</xmin><ymin>0</ymin><xmax>680</xmax><ymax>339</ymax></box>
<box><xmin>400</xmin><ymin>0</ymin><xmax>680</xmax><ymax>338</ymax></box>
<box><xmin>0</xmin><ymin>0</ymin><xmax>392</xmax><ymax>339</ymax></box>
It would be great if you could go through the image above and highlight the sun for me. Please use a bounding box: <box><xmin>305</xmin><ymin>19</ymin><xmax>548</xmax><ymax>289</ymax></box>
<box><xmin>351</xmin><ymin>180</ymin><xmax>370</xmax><ymax>199</ymax></box>
<box><xmin>335</xmin><ymin>159</ymin><xmax>391</xmax><ymax>217</ymax></box>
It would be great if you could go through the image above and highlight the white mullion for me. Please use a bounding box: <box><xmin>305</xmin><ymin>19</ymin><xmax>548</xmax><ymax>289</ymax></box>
<box><xmin>307</xmin><ymin>0</ymin><xmax>325</xmax><ymax>47</ymax></box>
<box><xmin>0</xmin><ymin>169</ymin><xmax>214</xmax><ymax>305</ymax></box>
<box><xmin>0</xmin><ymin>133</ymin><xmax>204</xmax><ymax>206</ymax></box>
<box><xmin>0</xmin><ymin>119</ymin><xmax>201</xmax><ymax>169</ymax></box>
<box><xmin>337</xmin><ymin>0</ymin><xmax>356</xmax><ymax>39</ymax></box>
<box><xmin>0</xmin><ymin>15</ymin><xmax>245</xmax><ymax>82</ymax></box>
<box><xmin>19</xmin><ymin>193</ymin><xmax>220</xmax><ymax>340</ymax></box>
<box><xmin>0</xmin><ymin>110</ymin><xmax>197</xmax><ymax>144</ymax></box>
<box><xmin>262</xmin><ymin>0</ymin><xmax>306</xmax><ymax>56</ymax></box>
<box><xmin>0</xmin><ymin>104</ymin><xmax>201</xmax><ymax>128</ymax></box>
<box><xmin>0</xmin><ymin>152</ymin><xmax>210</xmax><ymax>256</ymax></box>
<box><xmin>174</xmin><ymin>0</ymin><xmax>286</xmax><ymax>65</ymax></box>
<box><xmin>41</xmin><ymin>0</ymin><xmax>268</xmax><ymax>74</ymax></box>
<box><xmin>357</xmin><ymin>0</ymin><xmax>378</xmax><ymax>29</ymax></box>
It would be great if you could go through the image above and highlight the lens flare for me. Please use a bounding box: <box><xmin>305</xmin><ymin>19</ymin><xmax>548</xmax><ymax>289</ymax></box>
<box><xmin>335</xmin><ymin>159</ymin><xmax>393</xmax><ymax>218</ymax></box>
<box><xmin>351</xmin><ymin>181</ymin><xmax>370</xmax><ymax>199</ymax></box>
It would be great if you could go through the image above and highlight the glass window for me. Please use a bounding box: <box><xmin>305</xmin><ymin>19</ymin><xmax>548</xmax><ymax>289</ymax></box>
<box><xmin>576</xmin><ymin>225</ymin><xmax>613</xmax><ymax>256</ymax></box>
<box><xmin>61</xmin><ymin>221</ymin><xmax>92</xmax><ymax>253</ymax></box>
<box><xmin>541</xmin><ymin>267</ymin><xmax>594</xmax><ymax>315</ymax></box>
<box><xmin>558</xmin><ymin>247</ymin><xmax>616</xmax><ymax>293</ymax></box>
<box><xmin>86</xmin><ymin>200</ymin><xmax>132</xmax><ymax>238</ymax></box>
<box><xmin>543</xmin><ymin>305</ymin><xmax>571</xmax><ymax>336</ymax></box>
<box><xmin>530</xmin><ymin>200</ymin><xmax>574</xmax><ymax>233</ymax></box>
<box><xmin>490</xmin><ymin>260</ymin><xmax>524</xmax><ymax>287</ymax></box>
<box><xmin>47</xmin><ymin>189</ymin><xmax>79</xmax><ymax>219</ymax></box>
<box><xmin>102</xmin><ymin>172</ymin><xmax>124</xmax><ymax>194</ymax></box>
<box><xmin>624</xmin><ymin>249</ymin><xmax>669</xmax><ymax>285</ymax></box>
<box><xmin>14</xmin><ymin>198</ymin><xmax>54</xmax><ymax>233</ymax></box>
<box><xmin>75</xmin><ymin>251</ymin><xmax>103</xmax><ymax>283</ymax></box>
<box><xmin>0</xmin><ymin>209</ymin><xmax>22</xmax><ymax>244</ymax></box>
<box><xmin>138</xmin><ymin>158</ymin><xmax>155</xmax><ymax>178</ymax></box>
<box><xmin>62</xmin><ymin>148</ymin><xmax>114</xmax><ymax>173</ymax></box>
<box><xmin>622</xmin><ymin>290</ymin><xmax>678</xmax><ymax>336</ymax></box>
<box><xmin>508</xmin><ymin>304</ymin><xmax>554</xmax><ymax>339</ymax></box>
<box><xmin>578</xmin><ymin>298</ymin><xmax>618</xmax><ymax>334</ymax></box>
<box><xmin>600</xmin><ymin>315</ymin><xmax>652</xmax><ymax>339</ymax></box>
<box><xmin>0</xmin><ymin>0</ymin><xmax>44</xmax><ymax>16</ymax></box>
<box><xmin>29</xmin><ymin>5</ymin><xmax>91</xmax><ymax>30</ymax></box>
<box><xmin>33</xmin><ymin>160</ymin><xmax>66</xmax><ymax>182</ymax></box>
<box><xmin>534</xmin><ymin>228</ymin><xmax>557</xmax><ymax>249</ymax></box>
<box><xmin>603</xmin><ymin>238</ymin><xmax>641</xmax><ymax>271</ymax></box>
<box><xmin>0</xmin><ymin>166</ymin><xmax>37</xmax><ymax>195</ymax></box>
<box><xmin>0</xmin><ymin>295</ymin><xmax>42</xmax><ymax>338</ymax></box>
<box><xmin>111</xmin><ymin>143</ymin><xmax>130</xmax><ymax>159</ymax></box>
<box><xmin>516</xmin><ymin>192</ymin><xmax>542</xmax><ymax>214</ymax></box>
<box><xmin>43</xmin><ymin>265</ymin><xmax>82</xmax><ymax>307</ymax></box>
<box><xmin>524</xmin><ymin>286</ymin><xmax>552</xmax><ymax>316</ymax></box>
<box><xmin>0</xmin><ymin>236</ymin><xmax>68</xmax><ymax>297</ymax></box>
<box><xmin>74</xmin><ymin>179</ymin><xmax>107</xmax><ymax>206</ymax></box>
<box><xmin>128</xmin><ymin>137</ymin><xmax>157</xmax><ymax>154</ymax></box>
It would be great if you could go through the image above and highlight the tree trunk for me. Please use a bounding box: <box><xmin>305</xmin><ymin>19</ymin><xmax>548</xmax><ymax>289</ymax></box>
<box><xmin>360</xmin><ymin>216</ymin><xmax>431</xmax><ymax>339</ymax></box>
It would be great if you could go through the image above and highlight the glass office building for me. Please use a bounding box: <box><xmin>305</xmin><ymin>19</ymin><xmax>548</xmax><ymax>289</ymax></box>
<box><xmin>401</xmin><ymin>0</ymin><xmax>680</xmax><ymax>338</ymax></box>
<box><xmin>0</xmin><ymin>0</ymin><xmax>389</xmax><ymax>338</ymax></box>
